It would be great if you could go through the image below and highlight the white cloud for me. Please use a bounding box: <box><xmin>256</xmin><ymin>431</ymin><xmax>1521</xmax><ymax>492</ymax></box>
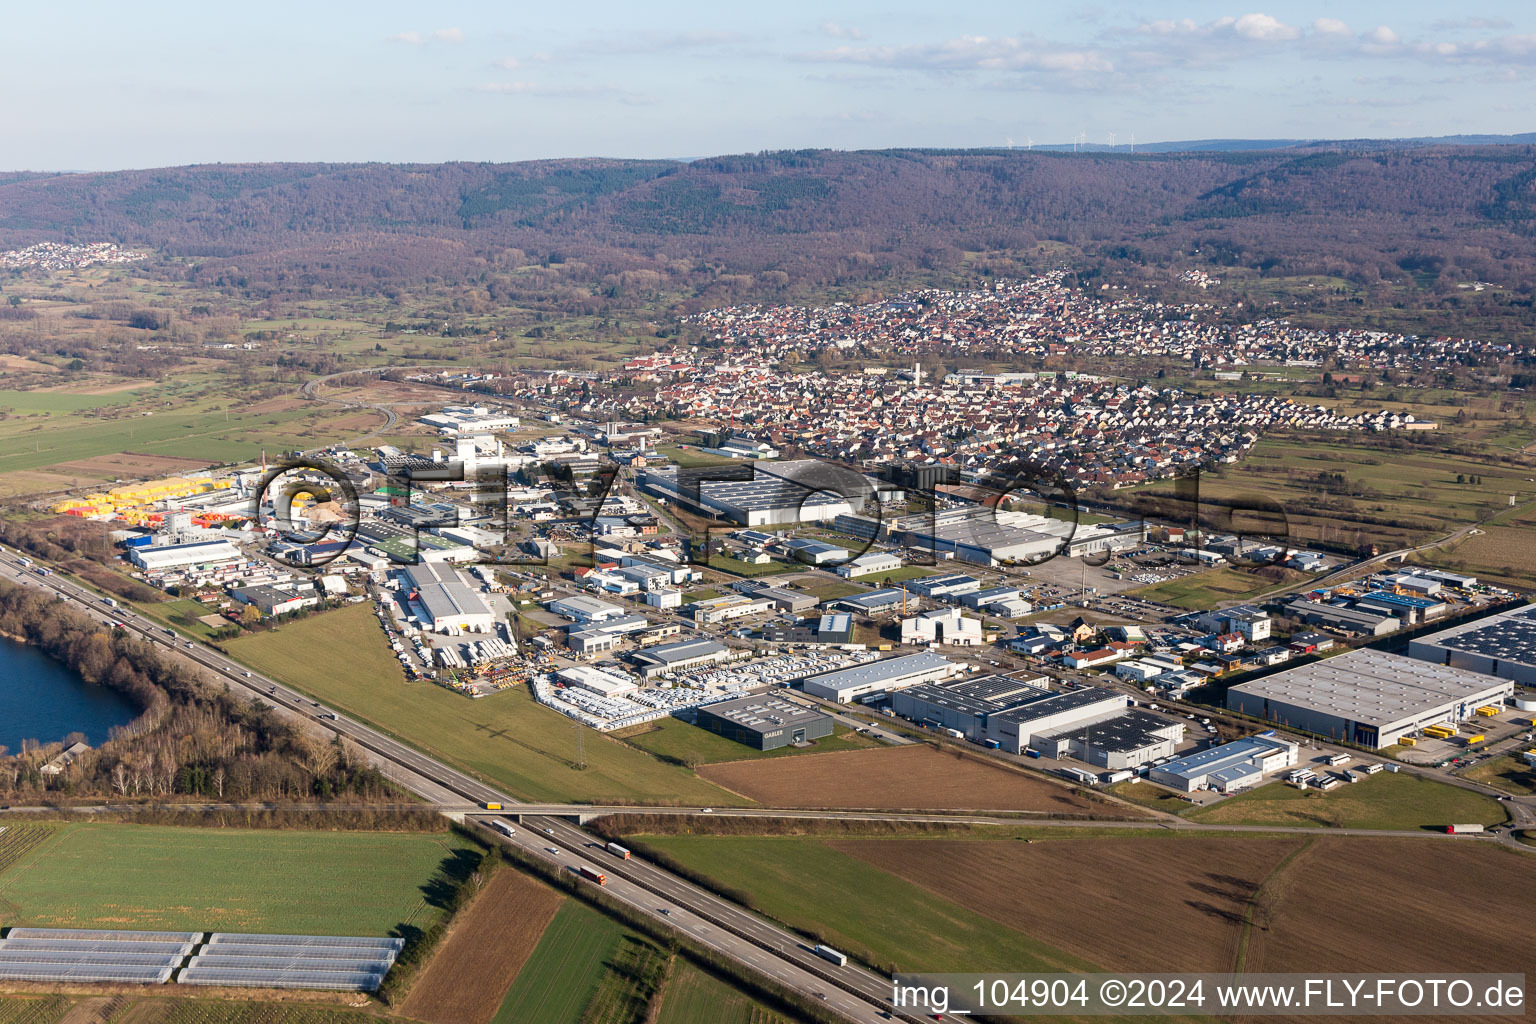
<box><xmin>1232</xmin><ymin>13</ymin><xmax>1300</xmax><ymax>41</ymax></box>
<box><xmin>389</xmin><ymin>31</ymin><xmax>424</xmax><ymax>46</ymax></box>
<box><xmin>494</xmin><ymin>56</ymin><xmax>519</xmax><ymax>70</ymax></box>
<box><xmin>803</xmin><ymin>35</ymin><xmax>1114</xmax><ymax>74</ymax></box>
<box><xmin>820</xmin><ymin>21</ymin><xmax>865</xmax><ymax>41</ymax></box>
<box><xmin>433</xmin><ymin>28</ymin><xmax>464</xmax><ymax>44</ymax></box>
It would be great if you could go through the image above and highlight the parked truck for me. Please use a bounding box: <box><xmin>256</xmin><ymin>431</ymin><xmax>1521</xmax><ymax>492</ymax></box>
<box><xmin>1445</xmin><ymin>823</ymin><xmax>1485</xmax><ymax>835</ymax></box>
<box><xmin>605</xmin><ymin>842</ymin><xmax>631</xmax><ymax>860</ymax></box>
<box><xmin>813</xmin><ymin>944</ymin><xmax>848</xmax><ymax>967</ymax></box>
<box><xmin>578</xmin><ymin>865</ymin><xmax>608</xmax><ymax>885</ymax></box>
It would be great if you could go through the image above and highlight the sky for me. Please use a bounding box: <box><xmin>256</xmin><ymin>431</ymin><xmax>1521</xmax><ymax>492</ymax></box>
<box><xmin>4</xmin><ymin>1</ymin><xmax>1535</xmax><ymax>170</ymax></box>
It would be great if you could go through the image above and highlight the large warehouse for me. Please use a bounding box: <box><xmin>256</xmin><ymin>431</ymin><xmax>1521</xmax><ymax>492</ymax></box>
<box><xmin>890</xmin><ymin>673</ymin><xmax>1052</xmax><ymax>739</ymax></box>
<box><xmin>1408</xmin><ymin>605</ymin><xmax>1536</xmax><ymax>685</ymax></box>
<box><xmin>1225</xmin><ymin>649</ymin><xmax>1513</xmax><ymax>748</ymax></box>
<box><xmin>800</xmin><ymin>651</ymin><xmax>960</xmax><ymax>703</ymax></box>
<box><xmin>630</xmin><ymin>638</ymin><xmax>731</xmax><ymax>678</ymax></box>
<box><xmin>401</xmin><ymin>562</ymin><xmax>496</xmax><ymax>633</ymax></box>
<box><xmin>1030</xmin><ymin>710</ymin><xmax>1185</xmax><ymax>770</ymax></box>
<box><xmin>130</xmin><ymin>539</ymin><xmax>245</xmax><ymax>573</ymax></box>
<box><xmin>638</xmin><ymin>460</ymin><xmax>869</xmax><ymax>526</ymax></box>
<box><xmin>694</xmin><ymin>694</ymin><xmax>834</xmax><ymax>750</ymax></box>
<box><xmin>1148</xmin><ymin>734</ymin><xmax>1299</xmax><ymax>793</ymax></box>
<box><xmin>984</xmin><ymin>688</ymin><xmax>1132</xmax><ymax>754</ymax></box>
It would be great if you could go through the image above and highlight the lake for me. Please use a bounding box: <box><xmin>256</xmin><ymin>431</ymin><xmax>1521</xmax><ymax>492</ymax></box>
<box><xmin>0</xmin><ymin>635</ymin><xmax>141</xmax><ymax>753</ymax></box>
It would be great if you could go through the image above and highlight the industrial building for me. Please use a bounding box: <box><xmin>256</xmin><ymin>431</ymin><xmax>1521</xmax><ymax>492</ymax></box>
<box><xmin>694</xmin><ymin>694</ymin><xmax>834</xmax><ymax>750</ymax></box>
<box><xmin>900</xmin><ymin>608</ymin><xmax>984</xmax><ymax>646</ymax></box>
<box><xmin>733</xmin><ymin>581</ymin><xmax>818</xmax><ymax>613</ymax></box>
<box><xmin>887</xmin><ymin>507</ymin><xmax>1140</xmax><ymax>567</ymax></box>
<box><xmin>401</xmin><ymin>562</ymin><xmax>496</xmax><ymax>633</ymax></box>
<box><xmin>835</xmin><ymin>551</ymin><xmax>904</xmax><ymax>579</ymax></box>
<box><xmin>130</xmin><ymin>539</ymin><xmax>245</xmax><ymax>574</ymax></box>
<box><xmin>230</xmin><ymin>584</ymin><xmax>319</xmax><ymax>618</ymax></box>
<box><xmin>630</xmin><ymin>638</ymin><xmax>731</xmax><ymax>678</ymax></box>
<box><xmin>984</xmin><ymin>688</ymin><xmax>1131</xmax><ymax>754</ymax></box>
<box><xmin>1283</xmin><ymin>600</ymin><xmax>1400</xmax><ymax>636</ymax></box>
<box><xmin>1226</xmin><ymin>649</ymin><xmax>1514</xmax><ymax>748</ymax></box>
<box><xmin>556</xmin><ymin>665</ymin><xmax>638</xmax><ymax>698</ymax></box>
<box><xmin>759</xmin><ymin>612</ymin><xmax>855</xmax><ymax>646</ymax></box>
<box><xmin>783</xmin><ymin>538</ymin><xmax>850</xmax><ymax>565</ymax></box>
<box><xmin>907</xmin><ymin>573</ymin><xmax>981</xmax><ymax>599</ymax></box>
<box><xmin>548</xmin><ymin>594</ymin><xmax>626</xmax><ymax>625</ymax></box>
<box><xmin>889</xmin><ymin>673</ymin><xmax>1051</xmax><ymax>739</ymax></box>
<box><xmin>689</xmin><ymin>595</ymin><xmax>777</xmax><ymax>624</ymax></box>
<box><xmin>800</xmin><ymin>651</ymin><xmax>960</xmax><ymax>703</ymax></box>
<box><xmin>1148</xmin><ymin>734</ymin><xmax>1299</xmax><ymax>793</ymax></box>
<box><xmin>831</xmin><ymin>588</ymin><xmax>908</xmax><ymax>616</ymax></box>
<box><xmin>1408</xmin><ymin>605</ymin><xmax>1536</xmax><ymax>685</ymax></box>
<box><xmin>1030</xmin><ymin>709</ymin><xmax>1185</xmax><ymax>769</ymax></box>
<box><xmin>638</xmin><ymin>460</ymin><xmax>868</xmax><ymax>527</ymax></box>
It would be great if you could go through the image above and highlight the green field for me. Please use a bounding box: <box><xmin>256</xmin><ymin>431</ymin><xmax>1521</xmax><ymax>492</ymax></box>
<box><xmin>1462</xmin><ymin>755</ymin><xmax>1536</xmax><ymax>796</ymax></box>
<box><xmin>619</xmin><ymin>717</ymin><xmax>882</xmax><ymax>765</ymax></box>
<box><xmin>0</xmin><ymin>388</ymin><xmax>149</xmax><ymax>412</ymax></box>
<box><xmin>491</xmin><ymin>901</ymin><xmax>632</xmax><ymax>1024</ymax></box>
<box><xmin>634</xmin><ymin>835</ymin><xmax>1089</xmax><ymax>973</ymax></box>
<box><xmin>1186</xmin><ymin>772</ymin><xmax>1509</xmax><ymax>830</ymax></box>
<box><xmin>0</xmin><ymin>822</ymin><xmax>473</xmax><ymax>934</ymax></box>
<box><xmin>1105</xmin><ymin>780</ymin><xmax>1198</xmax><ymax>814</ymax></box>
<box><xmin>224</xmin><ymin>604</ymin><xmax>740</xmax><ymax>805</ymax></box>
<box><xmin>658</xmin><ymin>962</ymin><xmax>791</xmax><ymax>1024</ymax></box>
<box><xmin>1128</xmin><ymin>567</ymin><xmax>1289</xmax><ymax>610</ymax></box>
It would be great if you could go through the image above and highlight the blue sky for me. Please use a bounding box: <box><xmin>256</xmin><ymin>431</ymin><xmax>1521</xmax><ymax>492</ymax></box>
<box><xmin>5</xmin><ymin>1</ymin><xmax>1534</xmax><ymax>169</ymax></box>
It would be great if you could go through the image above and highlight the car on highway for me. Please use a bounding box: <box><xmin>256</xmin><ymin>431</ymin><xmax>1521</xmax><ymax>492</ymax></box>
<box><xmin>545</xmin><ymin>847</ymin><xmax>559</xmax><ymax>855</ymax></box>
<box><xmin>184</xmin><ymin>642</ymin><xmax>194</xmax><ymax>649</ymax></box>
<box><xmin>544</xmin><ymin>827</ymin><xmax>554</xmax><ymax>834</ymax></box>
<box><xmin>243</xmin><ymin>671</ymin><xmax>251</xmax><ymax>677</ymax></box>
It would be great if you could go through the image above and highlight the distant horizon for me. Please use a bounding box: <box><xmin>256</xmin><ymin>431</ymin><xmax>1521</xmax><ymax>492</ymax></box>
<box><xmin>8</xmin><ymin>128</ymin><xmax>1536</xmax><ymax>176</ymax></box>
<box><xmin>6</xmin><ymin>2</ymin><xmax>1535</xmax><ymax>170</ymax></box>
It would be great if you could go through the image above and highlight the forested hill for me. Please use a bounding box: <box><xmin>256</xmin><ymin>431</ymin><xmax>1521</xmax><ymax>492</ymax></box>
<box><xmin>0</xmin><ymin>146</ymin><xmax>1533</xmax><ymax>306</ymax></box>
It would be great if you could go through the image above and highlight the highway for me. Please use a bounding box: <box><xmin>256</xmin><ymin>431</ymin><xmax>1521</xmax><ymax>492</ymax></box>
<box><xmin>0</xmin><ymin>547</ymin><xmax>921</xmax><ymax>1023</ymax></box>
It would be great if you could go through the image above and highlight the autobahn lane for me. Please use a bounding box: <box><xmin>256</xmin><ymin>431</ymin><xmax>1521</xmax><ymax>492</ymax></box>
<box><xmin>513</xmin><ymin>814</ymin><xmax>919</xmax><ymax>1024</ymax></box>
<box><xmin>476</xmin><ymin>815</ymin><xmax>910</xmax><ymax>1024</ymax></box>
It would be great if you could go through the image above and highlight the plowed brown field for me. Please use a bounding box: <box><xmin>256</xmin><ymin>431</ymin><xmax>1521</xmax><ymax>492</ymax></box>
<box><xmin>833</xmin><ymin>835</ymin><xmax>1303</xmax><ymax>972</ymax></box>
<box><xmin>697</xmin><ymin>745</ymin><xmax>1103</xmax><ymax>813</ymax></box>
<box><xmin>401</xmin><ymin>868</ymin><xmax>566</xmax><ymax>1024</ymax></box>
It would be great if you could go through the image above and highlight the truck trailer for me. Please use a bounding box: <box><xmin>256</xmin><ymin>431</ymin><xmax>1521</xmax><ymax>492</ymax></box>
<box><xmin>605</xmin><ymin>842</ymin><xmax>631</xmax><ymax>860</ymax></box>
<box><xmin>1445</xmin><ymin>823</ymin><xmax>1484</xmax><ymax>835</ymax></box>
<box><xmin>813</xmin><ymin>944</ymin><xmax>848</xmax><ymax>967</ymax></box>
<box><xmin>577</xmin><ymin>865</ymin><xmax>609</xmax><ymax>885</ymax></box>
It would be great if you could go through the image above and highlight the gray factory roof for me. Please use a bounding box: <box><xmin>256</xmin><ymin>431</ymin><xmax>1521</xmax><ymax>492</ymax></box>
<box><xmin>632</xmin><ymin>638</ymin><xmax>728</xmax><ymax>666</ymax></box>
<box><xmin>1413</xmin><ymin>607</ymin><xmax>1536</xmax><ymax>665</ymax></box>
<box><xmin>990</xmin><ymin>686</ymin><xmax>1126</xmax><ymax>726</ymax></box>
<box><xmin>1228</xmin><ymin>649</ymin><xmax>1508</xmax><ymax>727</ymax></box>
<box><xmin>1032</xmin><ymin>708</ymin><xmax>1176</xmax><ymax>753</ymax></box>
<box><xmin>403</xmin><ymin>561</ymin><xmax>491</xmax><ymax>622</ymax></box>
<box><xmin>835</xmin><ymin>588</ymin><xmax>906</xmax><ymax>611</ymax></box>
<box><xmin>897</xmin><ymin>674</ymin><xmax>1051</xmax><ymax>717</ymax></box>
<box><xmin>802</xmin><ymin>651</ymin><xmax>954</xmax><ymax>691</ymax></box>
<box><xmin>696</xmin><ymin>694</ymin><xmax>831</xmax><ymax>735</ymax></box>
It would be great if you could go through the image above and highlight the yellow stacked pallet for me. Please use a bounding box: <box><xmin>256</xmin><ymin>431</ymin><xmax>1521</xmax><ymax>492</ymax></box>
<box><xmin>1475</xmin><ymin>706</ymin><xmax>1501</xmax><ymax>717</ymax></box>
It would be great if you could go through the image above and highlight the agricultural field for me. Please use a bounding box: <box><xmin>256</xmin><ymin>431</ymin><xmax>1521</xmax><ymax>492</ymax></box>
<box><xmin>0</xmin><ymin>824</ymin><xmax>56</xmax><ymax>874</ymax></box>
<box><xmin>0</xmin><ymin>995</ymin><xmax>72</xmax><ymax>1024</ymax></box>
<box><xmin>1185</xmin><ymin>772</ymin><xmax>1508</xmax><ymax>830</ymax></box>
<box><xmin>489</xmin><ymin>901</ymin><xmax>636</xmax><ymax>1024</ymax></box>
<box><xmin>1243</xmin><ymin>836</ymin><xmax>1536</xmax><ymax>982</ymax></box>
<box><xmin>833</xmin><ymin>835</ymin><xmax>1306</xmax><ymax>972</ymax></box>
<box><xmin>1132</xmin><ymin>436</ymin><xmax>1536</xmax><ymax>556</ymax></box>
<box><xmin>1461</xmin><ymin>754</ymin><xmax>1536</xmax><ymax>795</ymax></box>
<box><xmin>0</xmin><ymin>822</ymin><xmax>472</xmax><ymax>935</ymax></box>
<box><xmin>401</xmin><ymin>869</ymin><xmax>566</xmax><ymax>1024</ymax></box>
<box><xmin>225</xmin><ymin>604</ymin><xmax>742</xmax><ymax>805</ymax></box>
<box><xmin>106</xmin><ymin>1002</ymin><xmax>380</xmax><ymax>1024</ymax></box>
<box><xmin>696</xmin><ymin>745</ymin><xmax>1105</xmax><ymax>813</ymax></box>
<box><xmin>656</xmin><ymin>962</ymin><xmax>795</xmax><ymax>1024</ymax></box>
<box><xmin>617</xmin><ymin>716</ymin><xmax>883</xmax><ymax>765</ymax></box>
<box><xmin>633</xmin><ymin>833</ymin><xmax>1085</xmax><ymax>973</ymax></box>
<box><xmin>1128</xmin><ymin>566</ymin><xmax>1298</xmax><ymax>610</ymax></box>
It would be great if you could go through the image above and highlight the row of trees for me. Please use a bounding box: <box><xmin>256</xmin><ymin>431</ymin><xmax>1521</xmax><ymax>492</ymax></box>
<box><xmin>0</xmin><ymin>582</ymin><xmax>398</xmax><ymax>803</ymax></box>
